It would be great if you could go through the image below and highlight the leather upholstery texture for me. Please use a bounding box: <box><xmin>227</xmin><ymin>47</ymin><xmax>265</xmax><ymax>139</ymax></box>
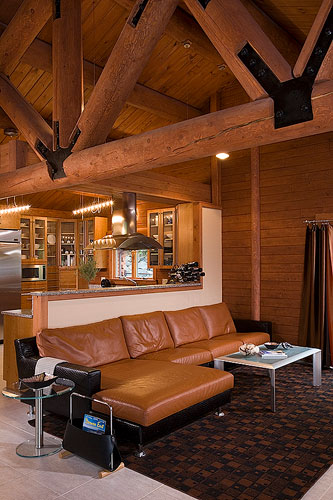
<box><xmin>236</xmin><ymin>331</ymin><xmax>270</xmax><ymax>345</ymax></box>
<box><xmin>94</xmin><ymin>359</ymin><xmax>234</xmax><ymax>426</ymax></box>
<box><xmin>184</xmin><ymin>334</ymin><xmax>245</xmax><ymax>357</ymax></box>
<box><xmin>37</xmin><ymin>317</ymin><xmax>129</xmax><ymax>367</ymax></box>
<box><xmin>138</xmin><ymin>346</ymin><xmax>212</xmax><ymax>364</ymax></box>
<box><xmin>164</xmin><ymin>307</ymin><xmax>209</xmax><ymax>347</ymax></box>
<box><xmin>198</xmin><ymin>303</ymin><xmax>236</xmax><ymax>338</ymax></box>
<box><xmin>121</xmin><ymin>311</ymin><xmax>174</xmax><ymax>358</ymax></box>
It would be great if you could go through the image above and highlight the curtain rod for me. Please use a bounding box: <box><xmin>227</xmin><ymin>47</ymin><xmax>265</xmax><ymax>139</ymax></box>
<box><xmin>303</xmin><ymin>219</ymin><xmax>333</xmax><ymax>223</ymax></box>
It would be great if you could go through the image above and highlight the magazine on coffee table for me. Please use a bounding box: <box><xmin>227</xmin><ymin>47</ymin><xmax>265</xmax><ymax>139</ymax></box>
<box><xmin>259</xmin><ymin>350</ymin><xmax>287</xmax><ymax>359</ymax></box>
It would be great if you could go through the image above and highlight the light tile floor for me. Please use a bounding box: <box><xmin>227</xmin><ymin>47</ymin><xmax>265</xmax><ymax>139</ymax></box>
<box><xmin>0</xmin><ymin>345</ymin><xmax>331</xmax><ymax>500</ymax></box>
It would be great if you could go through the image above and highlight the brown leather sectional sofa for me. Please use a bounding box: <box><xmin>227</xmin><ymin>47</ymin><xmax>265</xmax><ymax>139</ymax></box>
<box><xmin>16</xmin><ymin>302</ymin><xmax>271</xmax><ymax>452</ymax></box>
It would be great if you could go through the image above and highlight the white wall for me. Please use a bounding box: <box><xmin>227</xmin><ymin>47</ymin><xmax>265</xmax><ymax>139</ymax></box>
<box><xmin>48</xmin><ymin>207</ymin><xmax>222</xmax><ymax>328</ymax></box>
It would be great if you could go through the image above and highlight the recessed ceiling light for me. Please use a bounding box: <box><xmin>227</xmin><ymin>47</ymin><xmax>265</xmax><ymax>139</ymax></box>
<box><xmin>216</xmin><ymin>152</ymin><xmax>229</xmax><ymax>160</ymax></box>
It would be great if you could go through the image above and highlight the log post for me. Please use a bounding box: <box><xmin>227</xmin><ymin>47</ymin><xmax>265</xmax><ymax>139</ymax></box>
<box><xmin>73</xmin><ymin>0</ymin><xmax>179</xmax><ymax>151</ymax></box>
<box><xmin>251</xmin><ymin>147</ymin><xmax>261</xmax><ymax>321</ymax></box>
<box><xmin>52</xmin><ymin>0</ymin><xmax>83</xmax><ymax>148</ymax></box>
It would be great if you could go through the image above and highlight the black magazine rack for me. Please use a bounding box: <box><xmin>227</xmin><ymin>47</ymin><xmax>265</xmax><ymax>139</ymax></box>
<box><xmin>62</xmin><ymin>392</ymin><xmax>122</xmax><ymax>471</ymax></box>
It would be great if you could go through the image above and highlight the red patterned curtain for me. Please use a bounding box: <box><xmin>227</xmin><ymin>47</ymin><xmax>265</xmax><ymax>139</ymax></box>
<box><xmin>299</xmin><ymin>223</ymin><xmax>333</xmax><ymax>367</ymax></box>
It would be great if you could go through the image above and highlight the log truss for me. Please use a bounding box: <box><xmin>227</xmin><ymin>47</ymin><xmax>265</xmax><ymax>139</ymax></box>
<box><xmin>0</xmin><ymin>0</ymin><xmax>331</xmax><ymax>199</ymax></box>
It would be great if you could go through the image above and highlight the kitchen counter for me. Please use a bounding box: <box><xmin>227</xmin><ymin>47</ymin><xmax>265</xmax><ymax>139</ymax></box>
<box><xmin>1</xmin><ymin>309</ymin><xmax>33</xmax><ymax>318</ymax></box>
<box><xmin>29</xmin><ymin>282</ymin><xmax>201</xmax><ymax>297</ymax></box>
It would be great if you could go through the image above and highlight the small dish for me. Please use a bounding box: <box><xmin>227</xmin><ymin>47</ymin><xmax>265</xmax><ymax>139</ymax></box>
<box><xmin>20</xmin><ymin>373</ymin><xmax>58</xmax><ymax>389</ymax></box>
<box><xmin>264</xmin><ymin>342</ymin><xmax>280</xmax><ymax>350</ymax></box>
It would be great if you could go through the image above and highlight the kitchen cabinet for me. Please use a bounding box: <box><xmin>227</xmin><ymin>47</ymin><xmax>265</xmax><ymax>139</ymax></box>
<box><xmin>20</xmin><ymin>216</ymin><xmax>47</xmax><ymax>262</ymax></box>
<box><xmin>21</xmin><ymin>281</ymin><xmax>47</xmax><ymax>309</ymax></box>
<box><xmin>78</xmin><ymin>217</ymin><xmax>108</xmax><ymax>269</ymax></box>
<box><xmin>60</xmin><ymin>220</ymin><xmax>77</xmax><ymax>267</ymax></box>
<box><xmin>147</xmin><ymin>208</ymin><xmax>175</xmax><ymax>267</ymax></box>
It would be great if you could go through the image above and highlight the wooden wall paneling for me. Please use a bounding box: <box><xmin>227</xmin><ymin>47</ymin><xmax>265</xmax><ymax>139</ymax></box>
<box><xmin>251</xmin><ymin>147</ymin><xmax>261</xmax><ymax>321</ymax></box>
<box><xmin>3</xmin><ymin>315</ymin><xmax>33</xmax><ymax>385</ymax></box>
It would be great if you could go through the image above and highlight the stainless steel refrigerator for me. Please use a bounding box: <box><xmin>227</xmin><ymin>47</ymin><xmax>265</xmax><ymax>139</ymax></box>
<box><xmin>0</xmin><ymin>229</ymin><xmax>21</xmax><ymax>341</ymax></box>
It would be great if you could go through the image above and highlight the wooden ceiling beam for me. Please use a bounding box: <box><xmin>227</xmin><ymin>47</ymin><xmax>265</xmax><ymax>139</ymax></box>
<box><xmin>0</xmin><ymin>21</ymin><xmax>201</xmax><ymax>124</ymax></box>
<box><xmin>0</xmin><ymin>0</ymin><xmax>52</xmax><ymax>76</ymax></box>
<box><xmin>0</xmin><ymin>107</ymin><xmax>16</xmax><ymax>130</ymax></box>
<box><xmin>0</xmin><ymin>73</ymin><xmax>53</xmax><ymax>158</ymax></box>
<box><xmin>293</xmin><ymin>0</ymin><xmax>332</xmax><ymax>79</ymax></box>
<box><xmin>240</xmin><ymin>0</ymin><xmax>300</xmax><ymax>66</ymax></box>
<box><xmin>74</xmin><ymin>0</ymin><xmax>179</xmax><ymax>151</ymax></box>
<box><xmin>114</xmin><ymin>0</ymin><xmax>222</xmax><ymax>66</ymax></box>
<box><xmin>52</xmin><ymin>0</ymin><xmax>83</xmax><ymax>148</ymax></box>
<box><xmin>0</xmin><ymin>79</ymin><xmax>331</xmax><ymax>198</ymax></box>
<box><xmin>102</xmin><ymin>171</ymin><xmax>211</xmax><ymax>202</ymax></box>
<box><xmin>183</xmin><ymin>0</ymin><xmax>292</xmax><ymax>100</ymax></box>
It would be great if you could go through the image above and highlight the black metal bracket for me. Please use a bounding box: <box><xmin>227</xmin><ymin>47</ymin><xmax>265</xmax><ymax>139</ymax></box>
<box><xmin>54</xmin><ymin>0</ymin><xmax>61</xmax><ymax>19</ymax></box>
<box><xmin>238</xmin><ymin>7</ymin><xmax>333</xmax><ymax>129</ymax></box>
<box><xmin>198</xmin><ymin>0</ymin><xmax>212</xmax><ymax>8</ymax></box>
<box><xmin>36</xmin><ymin>126</ymin><xmax>81</xmax><ymax>181</ymax></box>
<box><xmin>130</xmin><ymin>0</ymin><xmax>149</xmax><ymax>28</ymax></box>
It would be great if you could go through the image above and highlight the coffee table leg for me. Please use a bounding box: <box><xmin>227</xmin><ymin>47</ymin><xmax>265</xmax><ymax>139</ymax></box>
<box><xmin>214</xmin><ymin>359</ymin><xmax>225</xmax><ymax>370</ymax></box>
<box><xmin>268</xmin><ymin>370</ymin><xmax>276</xmax><ymax>412</ymax></box>
<box><xmin>312</xmin><ymin>351</ymin><xmax>322</xmax><ymax>386</ymax></box>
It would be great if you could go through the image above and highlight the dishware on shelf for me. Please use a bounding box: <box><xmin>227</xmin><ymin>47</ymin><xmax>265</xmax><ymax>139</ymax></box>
<box><xmin>47</xmin><ymin>234</ymin><xmax>56</xmax><ymax>245</ymax></box>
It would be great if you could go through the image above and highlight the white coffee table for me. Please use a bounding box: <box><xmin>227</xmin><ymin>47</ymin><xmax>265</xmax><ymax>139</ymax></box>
<box><xmin>214</xmin><ymin>345</ymin><xmax>321</xmax><ymax>412</ymax></box>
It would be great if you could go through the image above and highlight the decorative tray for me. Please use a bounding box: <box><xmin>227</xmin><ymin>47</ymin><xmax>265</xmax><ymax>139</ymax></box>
<box><xmin>20</xmin><ymin>373</ymin><xmax>58</xmax><ymax>389</ymax></box>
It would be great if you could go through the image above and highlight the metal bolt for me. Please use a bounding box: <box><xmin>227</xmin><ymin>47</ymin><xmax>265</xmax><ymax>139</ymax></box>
<box><xmin>306</xmin><ymin>66</ymin><xmax>315</xmax><ymax>75</ymax></box>
<box><xmin>240</xmin><ymin>47</ymin><xmax>248</xmax><ymax>57</ymax></box>
<box><xmin>249</xmin><ymin>58</ymin><xmax>257</xmax><ymax>67</ymax></box>
<box><xmin>275</xmin><ymin>110</ymin><xmax>284</xmax><ymax>118</ymax></box>
<box><xmin>325</xmin><ymin>28</ymin><xmax>332</xmax><ymax>36</ymax></box>
<box><xmin>301</xmin><ymin>104</ymin><xmax>310</xmax><ymax>112</ymax></box>
<box><xmin>258</xmin><ymin>68</ymin><xmax>266</xmax><ymax>77</ymax></box>
<box><xmin>314</xmin><ymin>47</ymin><xmax>323</xmax><ymax>55</ymax></box>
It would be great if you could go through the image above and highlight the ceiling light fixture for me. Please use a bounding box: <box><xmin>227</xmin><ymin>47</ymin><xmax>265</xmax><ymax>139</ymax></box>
<box><xmin>4</xmin><ymin>127</ymin><xmax>19</xmax><ymax>137</ymax></box>
<box><xmin>216</xmin><ymin>152</ymin><xmax>229</xmax><ymax>160</ymax></box>
<box><xmin>73</xmin><ymin>199</ymin><xmax>113</xmax><ymax>216</ymax></box>
<box><xmin>0</xmin><ymin>204</ymin><xmax>30</xmax><ymax>215</ymax></box>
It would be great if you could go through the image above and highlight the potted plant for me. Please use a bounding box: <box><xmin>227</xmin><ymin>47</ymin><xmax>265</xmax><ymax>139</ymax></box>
<box><xmin>78</xmin><ymin>257</ymin><xmax>99</xmax><ymax>288</ymax></box>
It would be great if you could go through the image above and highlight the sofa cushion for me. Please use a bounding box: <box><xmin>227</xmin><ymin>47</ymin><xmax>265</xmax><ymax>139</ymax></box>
<box><xmin>198</xmin><ymin>303</ymin><xmax>236</xmax><ymax>338</ymax></box>
<box><xmin>94</xmin><ymin>359</ymin><xmax>234</xmax><ymax>426</ymax></box>
<box><xmin>184</xmin><ymin>334</ymin><xmax>244</xmax><ymax>358</ymax></box>
<box><xmin>121</xmin><ymin>311</ymin><xmax>174</xmax><ymax>358</ymax></box>
<box><xmin>236</xmin><ymin>331</ymin><xmax>270</xmax><ymax>345</ymax></box>
<box><xmin>164</xmin><ymin>307</ymin><xmax>209</xmax><ymax>347</ymax></box>
<box><xmin>36</xmin><ymin>318</ymin><xmax>128</xmax><ymax>367</ymax></box>
<box><xmin>138</xmin><ymin>346</ymin><xmax>212</xmax><ymax>365</ymax></box>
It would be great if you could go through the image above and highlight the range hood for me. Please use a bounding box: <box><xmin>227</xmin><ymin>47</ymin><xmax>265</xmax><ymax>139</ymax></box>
<box><xmin>87</xmin><ymin>193</ymin><xmax>163</xmax><ymax>251</ymax></box>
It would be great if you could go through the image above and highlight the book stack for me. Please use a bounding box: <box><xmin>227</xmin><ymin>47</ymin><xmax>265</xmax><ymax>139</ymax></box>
<box><xmin>259</xmin><ymin>350</ymin><xmax>287</xmax><ymax>359</ymax></box>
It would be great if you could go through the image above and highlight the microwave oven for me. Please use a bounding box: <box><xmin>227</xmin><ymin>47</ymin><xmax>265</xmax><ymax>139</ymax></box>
<box><xmin>22</xmin><ymin>264</ymin><xmax>46</xmax><ymax>281</ymax></box>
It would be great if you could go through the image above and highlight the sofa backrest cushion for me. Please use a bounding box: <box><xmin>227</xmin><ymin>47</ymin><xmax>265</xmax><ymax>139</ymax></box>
<box><xmin>36</xmin><ymin>318</ymin><xmax>129</xmax><ymax>367</ymax></box>
<box><xmin>198</xmin><ymin>302</ymin><xmax>236</xmax><ymax>338</ymax></box>
<box><xmin>121</xmin><ymin>311</ymin><xmax>174</xmax><ymax>358</ymax></box>
<box><xmin>164</xmin><ymin>307</ymin><xmax>209</xmax><ymax>347</ymax></box>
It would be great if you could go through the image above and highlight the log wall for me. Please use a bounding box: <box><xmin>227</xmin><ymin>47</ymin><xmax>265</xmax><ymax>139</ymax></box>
<box><xmin>221</xmin><ymin>131</ymin><xmax>333</xmax><ymax>344</ymax></box>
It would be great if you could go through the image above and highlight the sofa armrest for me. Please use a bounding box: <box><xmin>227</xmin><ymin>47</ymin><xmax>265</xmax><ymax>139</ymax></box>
<box><xmin>14</xmin><ymin>337</ymin><xmax>101</xmax><ymax>397</ymax></box>
<box><xmin>233</xmin><ymin>319</ymin><xmax>272</xmax><ymax>338</ymax></box>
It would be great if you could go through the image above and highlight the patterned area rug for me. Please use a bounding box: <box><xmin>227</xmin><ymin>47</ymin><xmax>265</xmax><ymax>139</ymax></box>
<box><xmin>36</xmin><ymin>364</ymin><xmax>333</xmax><ymax>500</ymax></box>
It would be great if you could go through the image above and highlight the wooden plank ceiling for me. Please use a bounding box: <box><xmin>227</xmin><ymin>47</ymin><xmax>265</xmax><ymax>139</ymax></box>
<box><xmin>0</xmin><ymin>0</ymin><xmax>326</xmax><ymax>210</ymax></box>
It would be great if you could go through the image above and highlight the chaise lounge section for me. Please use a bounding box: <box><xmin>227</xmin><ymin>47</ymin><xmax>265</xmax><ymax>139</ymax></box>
<box><xmin>15</xmin><ymin>302</ymin><xmax>271</xmax><ymax>450</ymax></box>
